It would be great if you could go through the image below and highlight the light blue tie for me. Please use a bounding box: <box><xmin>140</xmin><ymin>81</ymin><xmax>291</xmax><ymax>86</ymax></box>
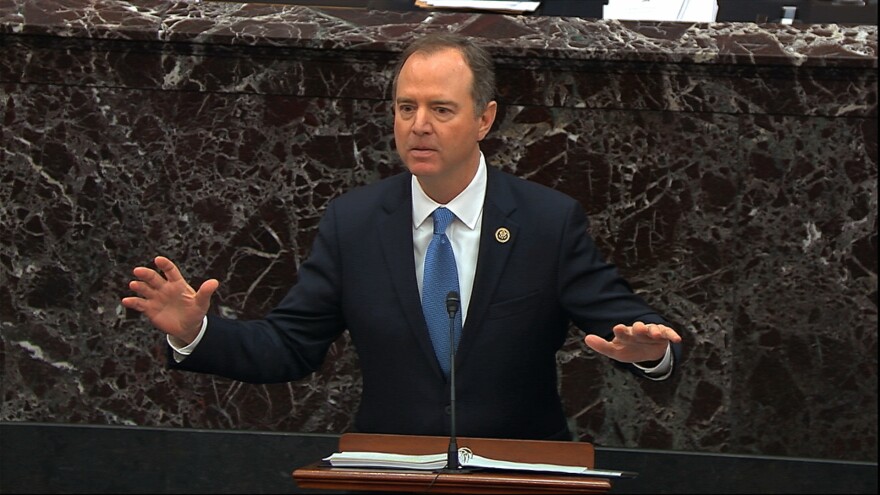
<box><xmin>422</xmin><ymin>207</ymin><xmax>462</xmax><ymax>379</ymax></box>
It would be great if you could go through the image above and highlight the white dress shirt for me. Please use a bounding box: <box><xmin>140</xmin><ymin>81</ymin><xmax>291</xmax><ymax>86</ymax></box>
<box><xmin>411</xmin><ymin>153</ymin><xmax>488</xmax><ymax>325</ymax></box>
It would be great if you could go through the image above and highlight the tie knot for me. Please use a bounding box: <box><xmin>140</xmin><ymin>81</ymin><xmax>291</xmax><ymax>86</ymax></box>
<box><xmin>432</xmin><ymin>207</ymin><xmax>455</xmax><ymax>235</ymax></box>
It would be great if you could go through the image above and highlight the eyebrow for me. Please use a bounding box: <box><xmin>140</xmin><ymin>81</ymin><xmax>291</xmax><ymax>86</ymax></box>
<box><xmin>396</xmin><ymin>97</ymin><xmax>460</xmax><ymax>108</ymax></box>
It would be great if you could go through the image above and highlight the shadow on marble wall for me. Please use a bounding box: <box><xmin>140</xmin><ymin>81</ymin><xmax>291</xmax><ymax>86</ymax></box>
<box><xmin>0</xmin><ymin>0</ymin><xmax>876</xmax><ymax>463</ymax></box>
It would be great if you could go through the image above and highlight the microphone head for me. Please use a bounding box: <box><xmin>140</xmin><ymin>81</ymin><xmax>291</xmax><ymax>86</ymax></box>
<box><xmin>446</xmin><ymin>291</ymin><xmax>460</xmax><ymax>317</ymax></box>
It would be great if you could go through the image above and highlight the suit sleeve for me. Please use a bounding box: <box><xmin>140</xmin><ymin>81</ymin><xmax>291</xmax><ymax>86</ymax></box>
<box><xmin>169</xmin><ymin>201</ymin><xmax>347</xmax><ymax>384</ymax></box>
<box><xmin>557</xmin><ymin>200</ymin><xmax>682</xmax><ymax>378</ymax></box>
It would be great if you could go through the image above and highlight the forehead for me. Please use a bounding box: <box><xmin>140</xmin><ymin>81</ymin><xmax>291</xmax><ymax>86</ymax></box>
<box><xmin>396</xmin><ymin>48</ymin><xmax>473</xmax><ymax>96</ymax></box>
<box><xmin>403</xmin><ymin>46</ymin><xmax>468</xmax><ymax>70</ymax></box>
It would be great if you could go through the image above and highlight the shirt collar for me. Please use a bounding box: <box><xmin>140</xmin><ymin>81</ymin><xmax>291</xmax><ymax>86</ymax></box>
<box><xmin>412</xmin><ymin>153</ymin><xmax>487</xmax><ymax>231</ymax></box>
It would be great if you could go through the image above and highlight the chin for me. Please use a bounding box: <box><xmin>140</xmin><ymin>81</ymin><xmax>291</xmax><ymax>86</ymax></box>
<box><xmin>404</xmin><ymin>161</ymin><xmax>443</xmax><ymax>177</ymax></box>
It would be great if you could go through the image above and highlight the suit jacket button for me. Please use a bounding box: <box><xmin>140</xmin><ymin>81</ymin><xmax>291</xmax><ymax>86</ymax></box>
<box><xmin>444</xmin><ymin>405</ymin><xmax>452</xmax><ymax>415</ymax></box>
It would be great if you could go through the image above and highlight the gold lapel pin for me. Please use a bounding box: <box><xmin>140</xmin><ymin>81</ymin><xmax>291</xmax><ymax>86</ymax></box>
<box><xmin>495</xmin><ymin>227</ymin><xmax>511</xmax><ymax>243</ymax></box>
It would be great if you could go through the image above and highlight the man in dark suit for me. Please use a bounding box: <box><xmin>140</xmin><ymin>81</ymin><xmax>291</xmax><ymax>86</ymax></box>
<box><xmin>122</xmin><ymin>32</ymin><xmax>682</xmax><ymax>441</ymax></box>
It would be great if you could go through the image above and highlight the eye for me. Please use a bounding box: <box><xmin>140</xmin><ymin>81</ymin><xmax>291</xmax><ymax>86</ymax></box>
<box><xmin>434</xmin><ymin>107</ymin><xmax>454</xmax><ymax>119</ymax></box>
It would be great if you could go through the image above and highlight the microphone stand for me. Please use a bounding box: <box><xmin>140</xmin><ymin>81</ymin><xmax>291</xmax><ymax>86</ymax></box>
<box><xmin>445</xmin><ymin>290</ymin><xmax>461</xmax><ymax>471</ymax></box>
<box><xmin>439</xmin><ymin>291</ymin><xmax>479</xmax><ymax>474</ymax></box>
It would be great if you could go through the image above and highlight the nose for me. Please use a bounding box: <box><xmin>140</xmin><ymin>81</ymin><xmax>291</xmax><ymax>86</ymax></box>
<box><xmin>412</xmin><ymin>108</ymin><xmax>433</xmax><ymax>134</ymax></box>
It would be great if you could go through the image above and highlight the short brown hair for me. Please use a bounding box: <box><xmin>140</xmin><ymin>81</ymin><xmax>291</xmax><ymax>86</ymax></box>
<box><xmin>391</xmin><ymin>32</ymin><xmax>496</xmax><ymax>115</ymax></box>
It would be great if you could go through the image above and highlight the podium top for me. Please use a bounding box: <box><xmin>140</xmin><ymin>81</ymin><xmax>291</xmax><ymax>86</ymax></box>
<box><xmin>295</xmin><ymin>433</ymin><xmax>611</xmax><ymax>494</ymax></box>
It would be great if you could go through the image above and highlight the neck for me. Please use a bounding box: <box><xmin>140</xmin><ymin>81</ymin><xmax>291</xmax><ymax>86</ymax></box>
<box><xmin>417</xmin><ymin>158</ymin><xmax>480</xmax><ymax>204</ymax></box>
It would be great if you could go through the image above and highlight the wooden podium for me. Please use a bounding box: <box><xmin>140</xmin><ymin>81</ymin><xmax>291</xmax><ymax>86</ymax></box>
<box><xmin>292</xmin><ymin>433</ymin><xmax>613</xmax><ymax>494</ymax></box>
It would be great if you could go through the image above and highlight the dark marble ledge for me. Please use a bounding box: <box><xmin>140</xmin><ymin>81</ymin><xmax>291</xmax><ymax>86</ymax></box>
<box><xmin>2</xmin><ymin>32</ymin><xmax>874</xmax><ymax>119</ymax></box>
<box><xmin>0</xmin><ymin>0</ymin><xmax>876</xmax><ymax>68</ymax></box>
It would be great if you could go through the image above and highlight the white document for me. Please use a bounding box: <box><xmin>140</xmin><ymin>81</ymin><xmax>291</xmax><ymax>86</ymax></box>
<box><xmin>324</xmin><ymin>447</ymin><xmax>638</xmax><ymax>478</ymax></box>
<box><xmin>603</xmin><ymin>0</ymin><xmax>718</xmax><ymax>22</ymax></box>
<box><xmin>415</xmin><ymin>1</ymin><xmax>542</xmax><ymax>14</ymax></box>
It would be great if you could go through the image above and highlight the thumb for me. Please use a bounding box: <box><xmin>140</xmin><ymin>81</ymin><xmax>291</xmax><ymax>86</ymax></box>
<box><xmin>584</xmin><ymin>334</ymin><xmax>612</xmax><ymax>354</ymax></box>
<box><xmin>194</xmin><ymin>279</ymin><xmax>220</xmax><ymax>311</ymax></box>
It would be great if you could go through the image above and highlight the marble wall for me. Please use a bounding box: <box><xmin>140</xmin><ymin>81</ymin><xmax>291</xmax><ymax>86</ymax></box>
<box><xmin>1</xmin><ymin>0</ymin><xmax>876</xmax><ymax>462</ymax></box>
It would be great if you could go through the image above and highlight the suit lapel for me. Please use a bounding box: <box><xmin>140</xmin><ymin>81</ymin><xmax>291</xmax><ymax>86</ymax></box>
<box><xmin>456</xmin><ymin>168</ymin><xmax>519</xmax><ymax>365</ymax></box>
<box><xmin>378</xmin><ymin>174</ymin><xmax>446</xmax><ymax>378</ymax></box>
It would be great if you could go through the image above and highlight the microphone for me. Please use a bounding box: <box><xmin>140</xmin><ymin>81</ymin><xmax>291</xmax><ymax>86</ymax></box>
<box><xmin>445</xmin><ymin>291</ymin><xmax>460</xmax><ymax>319</ymax></box>
<box><xmin>445</xmin><ymin>290</ymin><xmax>461</xmax><ymax>471</ymax></box>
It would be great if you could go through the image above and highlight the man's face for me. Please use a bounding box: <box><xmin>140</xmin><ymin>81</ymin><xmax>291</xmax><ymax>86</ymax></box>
<box><xmin>393</xmin><ymin>47</ymin><xmax>496</xmax><ymax>197</ymax></box>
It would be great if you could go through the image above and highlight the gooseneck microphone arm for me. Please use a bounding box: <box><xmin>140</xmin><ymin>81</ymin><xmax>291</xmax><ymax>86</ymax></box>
<box><xmin>445</xmin><ymin>290</ymin><xmax>461</xmax><ymax>470</ymax></box>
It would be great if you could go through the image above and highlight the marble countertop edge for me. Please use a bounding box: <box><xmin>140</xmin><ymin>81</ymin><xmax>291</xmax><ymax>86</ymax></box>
<box><xmin>0</xmin><ymin>0</ymin><xmax>876</xmax><ymax>68</ymax></box>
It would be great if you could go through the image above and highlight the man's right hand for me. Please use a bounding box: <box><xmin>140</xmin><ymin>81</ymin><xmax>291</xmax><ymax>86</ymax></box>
<box><xmin>121</xmin><ymin>256</ymin><xmax>218</xmax><ymax>345</ymax></box>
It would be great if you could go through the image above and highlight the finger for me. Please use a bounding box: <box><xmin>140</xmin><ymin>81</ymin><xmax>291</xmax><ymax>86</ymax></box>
<box><xmin>154</xmin><ymin>256</ymin><xmax>184</xmax><ymax>283</ymax></box>
<box><xmin>644</xmin><ymin>324</ymin><xmax>681</xmax><ymax>343</ymax></box>
<box><xmin>132</xmin><ymin>266</ymin><xmax>167</xmax><ymax>289</ymax></box>
<box><xmin>127</xmin><ymin>280</ymin><xmax>158</xmax><ymax>299</ymax></box>
<box><xmin>663</xmin><ymin>326</ymin><xmax>682</xmax><ymax>343</ymax></box>
<box><xmin>640</xmin><ymin>323</ymin><xmax>662</xmax><ymax>339</ymax></box>
<box><xmin>121</xmin><ymin>296</ymin><xmax>145</xmax><ymax>312</ymax></box>
<box><xmin>612</xmin><ymin>323</ymin><xmax>632</xmax><ymax>338</ymax></box>
<box><xmin>620</xmin><ymin>321</ymin><xmax>649</xmax><ymax>339</ymax></box>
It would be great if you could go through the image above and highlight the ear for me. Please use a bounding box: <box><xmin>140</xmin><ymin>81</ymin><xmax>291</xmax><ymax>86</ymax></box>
<box><xmin>476</xmin><ymin>100</ymin><xmax>497</xmax><ymax>141</ymax></box>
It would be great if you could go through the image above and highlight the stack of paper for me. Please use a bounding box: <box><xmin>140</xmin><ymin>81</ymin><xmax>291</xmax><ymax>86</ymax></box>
<box><xmin>327</xmin><ymin>451</ymin><xmax>448</xmax><ymax>470</ymax></box>
<box><xmin>414</xmin><ymin>1</ymin><xmax>542</xmax><ymax>14</ymax></box>
<box><xmin>603</xmin><ymin>0</ymin><xmax>718</xmax><ymax>22</ymax></box>
<box><xmin>324</xmin><ymin>447</ymin><xmax>638</xmax><ymax>478</ymax></box>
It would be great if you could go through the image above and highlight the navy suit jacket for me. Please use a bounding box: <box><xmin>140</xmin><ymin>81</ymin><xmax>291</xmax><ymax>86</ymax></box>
<box><xmin>172</xmin><ymin>166</ymin><xmax>681</xmax><ymax>440</ymax></box>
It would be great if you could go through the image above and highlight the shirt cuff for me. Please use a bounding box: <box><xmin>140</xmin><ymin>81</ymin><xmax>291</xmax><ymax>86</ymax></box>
<box><xmin>167</xmin><ymin>316</ymin><xmax>208</xmax><ymax>363</ymax></box>
<box><xmin>632</xmin><ymin>343</ymin><xmax>673</xmax><ymax>380</ymax></box>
